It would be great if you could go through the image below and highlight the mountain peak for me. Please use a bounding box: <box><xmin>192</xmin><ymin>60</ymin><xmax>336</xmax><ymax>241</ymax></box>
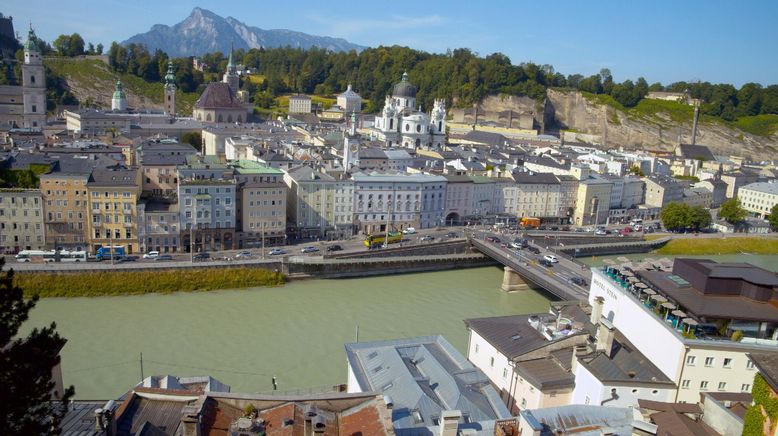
<box><xmin>123</xmin><ymin>9</ymin><xmax>366</xmax><ymax>57</ymax></box>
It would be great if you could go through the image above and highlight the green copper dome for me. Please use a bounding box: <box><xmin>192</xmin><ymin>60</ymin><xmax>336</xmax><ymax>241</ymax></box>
<box><xmin>112</xmin><ymin>80</ymin><xmax>126</xmax><ymax>99</ymax></box>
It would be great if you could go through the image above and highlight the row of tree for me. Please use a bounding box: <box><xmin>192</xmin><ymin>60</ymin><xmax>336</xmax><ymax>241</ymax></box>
<box><xmin>660</xmin><ymin>202</ymin><xmax>712</xmax><ymax>231</ymax></box>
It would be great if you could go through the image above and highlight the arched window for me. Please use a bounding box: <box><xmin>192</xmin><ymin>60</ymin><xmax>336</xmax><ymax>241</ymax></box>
<box><xmin>167</xmin><ymin>95</ymin><xmax>171</xmax><ymax>101</ymax></box>
<box><xmin>206</xmin><ymin>113</ymin><xmax>212</xmax><ymax>122</ymax></box>
<box><xmin>237</xmin><ymin>115</ymin><xmax>242</xmax><ymax>123</ymax></box>
<box><xmin>31</xmin><ymin>75</ymin><xmax>35</xmax><ymax>84</ymax></box>
<box><xmin>438</xmin><ymin>121</ymin><xmax>442</xmax><ymax>132</ymax></box>
<box><xmin>405</xmin><ymin>124</ymin><xmax>410</xmax><ymax>132</ymax></box>
<box><xmin>389</xmin><ymin>119</ymin><xmax>394</xmax><ymax>130</ymax></box>
<box><xmin>218</xmin><ymin>114</ymin><xmax>223</xmax><ymax>122</ymax></box>
<box><xmin>416</xmin><ymin>124</ymin><xmax>421</xmax><ymax>133</ymax></box>
<box><xmin>227</xmin><ymin>115</ymin><xmax>233</xmax><ymax>123</ymax></box>
<box><xmin>415</xmin><ymin>138</ymin><xmax>421</xmax><ymax>147</ymax></box>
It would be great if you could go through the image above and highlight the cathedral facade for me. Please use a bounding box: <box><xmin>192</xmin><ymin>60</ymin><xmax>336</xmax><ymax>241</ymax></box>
<box><xmin>0</xmin><ymin>25</ymin><xmax>46</xmax><ymax>129</ymax></box>
<box><xmin>371</xmin><ymin>72</ymin><xmax>446</xmax><ymax>149</ymax></box>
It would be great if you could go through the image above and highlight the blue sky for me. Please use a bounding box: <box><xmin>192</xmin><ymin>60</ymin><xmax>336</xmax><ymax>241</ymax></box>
<box><xmin>4</xmin><ymin>0</ymin><xmax>777</xmax><ymax>86</ymax></box>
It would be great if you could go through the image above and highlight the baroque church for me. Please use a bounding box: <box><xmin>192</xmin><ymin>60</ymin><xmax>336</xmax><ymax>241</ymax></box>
<box><xmin>192</xmin><ymin>49</ymin><xmax>248</xmax><ymax>124</ymax></box>
<box><xmin>371</xmin><ymin>72</ymin><xmax>446</xmax><ymax>149</ymax></box>
<box><xmin>0</xmin><ymin>25</ymin><xmax>46</xmax><ymax>129</ymax></box>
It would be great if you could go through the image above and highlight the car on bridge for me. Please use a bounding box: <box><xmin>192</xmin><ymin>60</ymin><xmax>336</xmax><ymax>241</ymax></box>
<box><xmin>301</xmin><ymin>246</ymin><xmax>320</xmax><ymax>253</ymax></box>
<box><xmin>420</xmin><ymin>235</ymin><xmax>435</xmax><ymax>242</ymax></box>
<box><xmin>539</xmin><ymin>258</ymin><xmax>554</xmax><ymax>267</ymax></box>
<box><xmin>485</xmin><ymin>236</ymin><xmax>500</xmax><ymax>243</ymax></box>
<box><xmin>236</xmin><ymin>251</ymin><xmax>253</xmax><ymax>259</ymax></box>
<box><xmin>543</xmin><ymin>254</ymin><xmax>559</xmax><ymax>263</ymax></box>
<box><xmin>143</xmin><ymin>251</ymin><xmax>159</xmax><ymax>259</ymax></box>
<box><xmin>569</xmin><ymin>276</ymin><xmax>588</xmax><ymax>286</ymax></box>
<box><xmin>155</xmin><ymin>255</ymin><xmax>173</xmax><ymax>261</ymax></box>
<box><xmin>527</xmin><ymin>246</ymin><xmax>540</xmax><ymax>254</ymax></box>
<box><xmin>403</xmin><ymin>227</ymin><xmax>417</xmax><ymax>234</ymax></box>
<box><xmin>326</xmin><ymin>244</ymin><xmax>343</xmax><ymax>252</ymax></box>
<box><xmin>269</xmin><ymin>248</ymin><xmax>286</xmax><ymax>256</ymax></box>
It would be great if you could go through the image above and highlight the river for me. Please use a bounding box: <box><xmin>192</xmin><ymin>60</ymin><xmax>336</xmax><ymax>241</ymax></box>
<box><xmin>26</xmin><ymin>266</ymin><xmax>550</xmax><ymax>399</ymax></box>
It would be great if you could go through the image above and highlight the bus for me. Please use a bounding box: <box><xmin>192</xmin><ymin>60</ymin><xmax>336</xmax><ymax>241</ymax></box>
<box><xmin>14</xmin><ymin>250</ymin><xmax>87</xmax><ymax>262</ymax></box>
<box><xmin>364</xmin><ymin>231</ymin><xmax>403</xmax><ymax>248</ymax></box>
<box><xmin>520</xmin><ymin>217</ymin><xmax>541</xmax><ymax>229</ymax></box>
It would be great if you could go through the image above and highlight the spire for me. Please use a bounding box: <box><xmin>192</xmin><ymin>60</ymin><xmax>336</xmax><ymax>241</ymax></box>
<box><xmin>350</xmin><ymin>111</ymin><xmax>357</xmax><ymax>135</ymax></box>
<box><xmin>401</xmin><ymin>71</ymin><xmax>409</xmax><ymax>82</ymax></box>
<box><xmin>228</xmin><ymin>42</ymin><xmax>235</xmax><ymax>69</ymax></box>
<box><xmin>24</xmin><ymin>24</ymin><xmax>39</xmax><ymax>53</ymax></box>
<box><xmin>164</xmin><ymin>60</ymin><xmax>176</xmax><ymax>88</ymax></box>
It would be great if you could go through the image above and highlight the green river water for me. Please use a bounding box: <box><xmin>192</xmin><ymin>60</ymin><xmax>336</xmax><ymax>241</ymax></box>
<box><xmin>25</xmin><ymin>254</ymin><xmax>778</xmax><ymax>400</ymax></box>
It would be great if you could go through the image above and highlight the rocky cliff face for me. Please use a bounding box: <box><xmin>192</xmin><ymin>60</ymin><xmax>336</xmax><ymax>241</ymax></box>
<box><xmin>123</xmin><ymin>7</ymin><xmax>366</xmax><ymax>57</ymax></box>
<box><xmin>544</xmin><ymin>89</ymin><xmax>778</xmax><ymax>160</ymax></box>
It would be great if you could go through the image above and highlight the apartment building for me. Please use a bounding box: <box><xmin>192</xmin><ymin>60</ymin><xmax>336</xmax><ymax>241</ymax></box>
<box><xmin>86</xmin><ymin>165</ymin><xmax>141</xmax><ymax>254</ymax></box>
<box><xmin>573</xmin><ymin>177</ymin><xmax>613</xmax><ymax>226</ymax></box>
<box><xmin>284</xmin><ymin>166</ymin><xmax>337</xmax><ymax>239</ymax></box>
<box><xmin>137</xmin><ymin>201</ymin><xmax>180</xmax><ymax>253</ymax></box>
<box><xmin>177</xmin><ymin>179</ymin><xmax>236</xmax><ymax>252</ymax></box>
<box><xmin>232</xmin><ymin>160</ymin><xmax>286</xmax><ymax>247</ymax></box>
<box><xmin>351</xmin><ymin>172</ymin><xmax>447</xmax><ymax>234</ymax></box>
<box><xmin>40</xmin><ymin>172</ymin><xmax>89</xmax><ymax>250</ymax></box>
<box><xmin>643</xmin><ymin>175</ymin><xmax>684</xmax><ymax>208</ymax></box>
<box><xmin>738</xmin><ymin>181</ymin><xmax>778</xmax><ymax>219</ymax></box>
<box><xmin>511</xmin><ymin>172</ymin><xmax>561</xmax><ymax>221</ymax></box>
<box><xmin>0</xmin><ymin>189</ymin><xmax>45</xmax><ymax>253</ymax></box>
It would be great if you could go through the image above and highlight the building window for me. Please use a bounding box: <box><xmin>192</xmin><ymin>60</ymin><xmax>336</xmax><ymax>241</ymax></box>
<box><xmin>520</xmin><ymin>398</ymin><xmax>526</xmax><ymax>409</ymax></box>
<box><xmin>681</xmin><ymin>380</ymin><xmax>690</xmax><ymax>389</ymax></box>
<box><xmin>490</xmin><ymin>357</ymin><xmax>494</xmax><ymax>368</ymax></box>
<box><xmin>723</xmin><ymin>358</ymin><xmax>732</xmax><ymax>368</ymax></box>
<box><xmin>718</xmin><ymin>382</ymin><xmax>727</xmax><ymax>391</ymax></box>
<box><xmin>686</xmin><ymin>356</ymin><xmax>696</xmax><ymax>366</ymax></box>
<box><xmin>747</xmin><ymin>360</ymin><xmax>756</xmax><ymax>370</ymax></box>
<box><xmin>704</xmin><ymin>357</ymin><xmax>715</xmax><ymax>367</ymax></box>
<box><xmin>742</xmin><ymin>384</ymin><xmax>751</xmax><ymax>392</ymax></box>
<box><xmin>700</xmin><ymin>381</ymin><xmax>709</xmax><ymax>390</ymax></box>
<box><xmin>474</xmin><ymin>344</ymin><xmax>478</xmax><ymax>354</ymax></box>
<box><xmin>502</xmin><ymin>368</ymin><xmax>508</xmax><ymax>379</ymax></box>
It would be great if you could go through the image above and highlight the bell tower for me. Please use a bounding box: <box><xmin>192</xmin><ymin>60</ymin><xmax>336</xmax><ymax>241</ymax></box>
<box><xmin>163</xmin><ymin>61</ymin><xmax>177</xmax><ymax>116</ymax></box>
<box><xmin>22</xmin><ymin>25</ymin><xmax>46</xmax><ymax>129</ymax></box>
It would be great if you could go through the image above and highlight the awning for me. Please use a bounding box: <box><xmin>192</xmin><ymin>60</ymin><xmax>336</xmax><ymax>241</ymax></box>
<box><xmin>682</xmin><ymin>318</ymin><xmax>699</xmax><ymax>326</ymax></box>
<box><xmin>627</xmin><ymin>276</ymin><xmax>640</xmax><ymax>283</ymax></box>
<box><xmin>642</xmin><ymin>288</ymin><xmax>656</xmax><ymax>295</ymax></box>
<box><xmin>671</xmin><ymin>310</ymin><xmax>687</xmax><ymax>317</ymax></box>
<box><xmin>622</xmin><ymin>271</ymin><xmax>635</xmax><ymax>277</ymax></box>
<box><xmin>661</xmin><ymin>302</ymin><xmax>677</xmax><ymax>309</ymax></box>
<box><xmin>651</xmin><ymin>294</ymin><xmax>667</xmax><ymax>302</ymax></box>
<box><xmin>634</xmin><ymin>282</ymin><xmax>648</xmax><ymax>289</ymax></box>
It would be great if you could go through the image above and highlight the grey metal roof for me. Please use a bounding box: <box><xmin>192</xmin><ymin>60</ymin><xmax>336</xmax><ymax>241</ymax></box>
<box><xmin>60</xmin><ymin>401</ymin><xmax>109</xmax><ymax>436</ymax></box>
<box><xmin>514</xmin><ymin>358</ymin><xmax>574</xmax><ymax>390</ymax></box>
<box><xmin>465</xmin><ymin>306</ymin><xmax>591</xmax><ymax>360</ymax></box>
<box><xmin>513</xmin><ymin>172</ymin><xmax>560</xmax><ymax>185</ymax></box>
<box><xmin>678</xmin><ymin>143</ymin><xmax>716</xmax><ymax>161</ymax></box>
<box><xmin>88</xmin><ymin>166</ymin><xmax>139</xmax><ymax>187</ymax></box>
<box><xmin>116</xmin><ymin>395</ymin><xmax>192</xmax><ymax>436</ymax></box>
<box><xmin>520</xmin><ymin>405</ymin><xmax>634</xmax><ymax>436</ymax></box>
<box><xmin>345</xmin><ymin>335</ymin><xmax>510</xmax><ymax>430</ymax></box>
<box><xmin>579</xmin><ymin>330</ymin><xmax>674</xmax><ymax>386</ymax></box>
<box><xmin>286</xmin><ymin>165</ymin><xmax>336</xmax><ymax>182</ymax></box>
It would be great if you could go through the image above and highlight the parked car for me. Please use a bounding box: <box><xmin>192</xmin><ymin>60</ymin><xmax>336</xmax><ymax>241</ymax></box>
<box><xmin>539</xmin><ymin>259</ymin><xmax>554</xmax><ymax>267</ymax></box>
<box><xmin>193</xmin><ymin>252</ymin><xmax>210</xmax><ymax>261</ymax></box>
<box><xmin>118</xmin><ymin>255</ymin><xmax>138</xmax><ymax>262</ymax></box>
<box><xmin>155</xmin><ymin>255</ymin><xmax>173</xmax><ymax>261</ymax></box>
<box><xmin>543</xmin><ymin>254</ymin><xmax>559</xmax><ymax>263</ymax></box>
<box><xmin>236</xmin><ymin>251</ymin><xmax>252</xmax><ymax>259</ymax></box>
<box><xmin>301</xmin><ymin>246</ymin><xmax>320</xmax><ymax>253</ymax></box>
<box><xmin>645</xmin><ymin>227</ymin><xmax>655</xmax><ymax>233</ymax></box>
<box><xmin>143</xmin><ymin>250</ymin><xmax>159</xmax><ymax>259</ymax></box>
<box><xmin>622</xmin><ymin>227</ymin><xmax>633</xmax><ymax>234</ymax></box>
<box><xmin>485</xmin><ymin>236</ymin><xmax>501</xmax><ymax>243</ymax></box>
<box><xmin>403</xmin><ymin>227</ymin><xmax>417</xmax><ymax>234</ymax></box>
<box><xmin>446</xmin><ymin>232</ymin><xmax>458</xmax><ymax>238</ymax></box>
<box><xmin>574</xmin><ymin>227</ymin><xmax>585</xmax><ymax>233</ymax></box>
<box><xmin>420</xmin><ymin>235</ymin><xmax>435</xmax><ymax>242</ymax></box>
<box><xmin>595</xmin><ymin>229</ymin><xmax>607</xmax><ymax>235</ymax></box>
<box><xmin>527</xmin><ymin>246</ymin><xmax>540</xmax><ymax>254</ymax></box>
<box><xmin>326</xmin><ymin>244</ymin><xmax>343</xmax><ymax>252</ymax></box>
<box><xmin>633</xmin><ymin>224</ymin><xmax>643</xmax><ymax>232</ymax></box>
<box><xmin>268</xmin><ymin>248</ymin><xmax>286</xmax><ymax>256</ymax></box>
<box><xmin>510</xmin><ymin>240</ymin><xmax>523</xmax><ymax>249</ymax></box>
<box><xmin>569</xmin><ymin>276</ymin><xmax>588</xmax><ymax>286</ymax></box>
<box><xmin>550</xmin><ymin>226</ymin><xmax>559</xmax><ymax>231</ymax></box>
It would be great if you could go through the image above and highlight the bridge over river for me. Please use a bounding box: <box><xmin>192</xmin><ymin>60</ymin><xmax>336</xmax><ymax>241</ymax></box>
<box><xmin>468</xmin><ymin>233</ymin><xmax>670</xmax><ymax>301</ymax></box>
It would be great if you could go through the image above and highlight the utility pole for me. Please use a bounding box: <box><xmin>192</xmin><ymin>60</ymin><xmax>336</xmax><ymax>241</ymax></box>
<box><xmin>190</xmin><ymin>200</ymin><xmax>196</xmax><ymax>263</ymax></box>
<box><xmin>261</xmin><ymin>220</ymin><xmax>265</xmax><ymax>260</ymax></box>
<box><xmin>139</xmin><ymin>352</ymin><xmax>144</xmax><ymax>382</ymax></box>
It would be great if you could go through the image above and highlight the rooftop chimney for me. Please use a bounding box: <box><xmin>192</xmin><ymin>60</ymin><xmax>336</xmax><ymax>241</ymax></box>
<box><xmin>439</xmin><ymin>410</ymin><xmax>461</xmax><ymax>436</ymax></box>
<box><xmin>570</xmin><ymin>344</ymin><xmax>589</xmax><ymax>376</ymax></box>
<box><xmin>595</xmin><ymin>317</ymin><xmax>616</xmax><ymax>357</ymax></box>
<box><xmin>590</xmin><ymin>296</ymin><xmax>604</xmax><ymax>325</ymax></box>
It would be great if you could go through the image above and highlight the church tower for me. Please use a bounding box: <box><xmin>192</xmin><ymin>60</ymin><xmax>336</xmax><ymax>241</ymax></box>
<box><xmin>22</xmin><ymin>25</ymin><xmax>46</xmax><ymax>129</ymax></box>
<box><xmin>111</xmin><ymin>80</ymin><xmax>127</xmax><ymax>111</ymax></box>
<box><xmin>343</xmin><ymin>112</ymin><xmax>360</xmax><ymax>171</ymax></box>
<box><xmin>163</xmin><ymin>61</ymin><xmax>177</xmax><ymax>116</ymax></box>
<box><xmin>222</xmin><ymin>45</ymin><xmax>239</xmax><ymax>94</ymax></box>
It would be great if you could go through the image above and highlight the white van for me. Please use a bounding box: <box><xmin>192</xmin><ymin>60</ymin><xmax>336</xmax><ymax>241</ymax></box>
<box><xmin>143</xmin><ymin>250</ymin><xmax>159</xmax><ymax>259</ymax></box>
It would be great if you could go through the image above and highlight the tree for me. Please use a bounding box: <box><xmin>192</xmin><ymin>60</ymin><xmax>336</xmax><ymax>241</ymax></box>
<box><xmin>769</xmin><ymin>204</ymin><xmax>778</xmax><ymax>231</ymax></box>
<box><xmin>690</xmin><ymin>206</ymin><xmax>712</xmax><ymax>229</ymax></box>
<box><xmin>181</xmin><ymin>132</ymin><xmax>202</xmax><ymax>152</ymax></box>
<box><xmin>628</xmin><ymin>165</ymin><xmax>645</xmax><ymax>176</ymax></box>
<box><xmin>0</xmin><ymin>259</ymin><xmax>74</xmax><ymax>434</ymax></box>
<box><xmin>720</xmin><ymin>198</ymin><xmax>747</xmax><ymax>224</ymax></box>
<box><xmin>95</xmin><ymin>43</ymin><xmax>104</xmax><ymax>55</ymax></box>
<box><xmin>660</xmin><ymin>202</ymin><xmax>688</xmax><ymax>231</ymax></box>
<box><xmin>52</xmin><ymin>34</ymin><xmax>71</xmax><ymax>56</ymax></box>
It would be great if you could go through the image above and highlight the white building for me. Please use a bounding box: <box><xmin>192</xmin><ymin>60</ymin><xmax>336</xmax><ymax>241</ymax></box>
<box><xmin>352</xmin><ymin>172</ymin><xmax>446</xmax><ymax>234</ymax></box>
<box><xmin>588</xmin><ymin>258</ymin><xmax>777</xmax><ymax>404</ymax></box>
<box><xmin>738</xmin><ymin>181</ymin><xmax>778</xmax><ymax>219</ymax></box>
<box><xmin>288</xmin><ymin>94</ymin><xmax>312</xmax><ymax>114</ymax></box>
<box><xmin>284</xmin><ymin>166</ymin><xmax>354</xmax><ymax>239</ymax></box>
<box><xmin>371</xmin><ymin>73</ymin><xmax>446</xmax><ymax>149</ymax></box>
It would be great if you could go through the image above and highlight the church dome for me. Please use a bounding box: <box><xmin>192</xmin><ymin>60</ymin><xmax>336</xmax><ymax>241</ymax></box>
<box><xmin>392</xmin><ymin>72</ymin><xmax>417</xmax><ymax>98</ymax></box>
<box><xmin>112</xmin><ymin>80</ymin><xmax>126</xmax><ymax>100</ymax></box>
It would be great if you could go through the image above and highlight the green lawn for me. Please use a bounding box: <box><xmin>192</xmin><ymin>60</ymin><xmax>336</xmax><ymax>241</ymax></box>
<box><xmin>654</xmin><ymin>237</ymin><xmax>778</xmax><ymax>255</ymax></box>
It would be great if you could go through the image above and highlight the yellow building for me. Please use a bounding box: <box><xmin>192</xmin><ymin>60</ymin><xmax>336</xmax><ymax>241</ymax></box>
<box><xmin>40</xmin><ymin>172</ymin><xmax>90</xmax><ymax>250</ymax></box>
<box><xmin>86</xmin><ymin>165</ymin><xmax>141</xmax><ymax>254</ymax></box>
<box><xmin>573</xmin><ymin>178</ymin><xmax>613</xmax><ymax>226</ymax></box>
